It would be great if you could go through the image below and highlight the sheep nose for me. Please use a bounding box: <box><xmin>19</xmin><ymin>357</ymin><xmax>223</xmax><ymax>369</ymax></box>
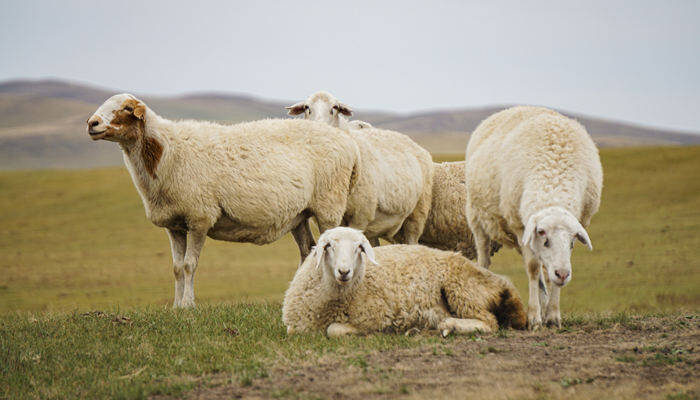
<box><xmin>338</xmin><ymin>269</ymin><xmax>350</xmax><ymax>277</ymax></box>
<box><xmin>88</xmin><ymin>119</ymin><xmax>99</xmax><ymax>128</ymax></box>
<box><xmin>554</xmin><ymin>269</ymin><xmax>570</xmax><ymax>281</ymax></box>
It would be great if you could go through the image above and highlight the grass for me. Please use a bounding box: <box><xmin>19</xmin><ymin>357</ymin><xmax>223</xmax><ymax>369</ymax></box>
<box><xmin>0</xmin><ymin>146</ymin><xmax>698</xmax><ymax>314</ymax></box>
<box><xmin>0</xmin><ymin>146</ymin><xmax>699</xmax><ymax>398</ymax></box>
<box><xmin>0</xmin><ymin>303</ymin><xmax>440</xmax><ymax>399</ymax></box>
<box><xmin>0</xmin><ymin>306</ymin><xmax>695</xmax><ymax>399</ymax></box>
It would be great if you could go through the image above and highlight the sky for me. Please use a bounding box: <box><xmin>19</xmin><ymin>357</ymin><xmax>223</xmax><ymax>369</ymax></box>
<box><xmin>1</xmin><ymin>0</ymin><xmax>699</xmax><ymax>132</ymax></box>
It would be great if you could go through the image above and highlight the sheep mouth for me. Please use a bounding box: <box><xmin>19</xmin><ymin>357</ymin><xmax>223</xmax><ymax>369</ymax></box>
<box><xmin>336</xmin><ymin>277</ymin><xmax>351</xmax><ymax>284</ymax></box>
<box><xmin>553</xmin><ymin>279</ymin><xmax>569</xmax><ymax>287</ymax></box>
<box><xmin>88</xmin><ymin>129</ymin><xmax>107</xmax><ymax>140</ymax></box>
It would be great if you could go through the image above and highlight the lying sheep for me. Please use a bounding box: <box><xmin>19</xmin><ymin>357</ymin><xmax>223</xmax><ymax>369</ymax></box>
<box><xmin>283</xmin><ymin>227</ymin><xmax>527</xmax><ymax>337</ymax></box>
<box><xmin>287</xmin><ymin>91</ymin><xmax>433</xmax><ymax>245</ymax></box>
<box><xmin>465</xmin><ymin>106</ymin><xmax>603</xmax><ymax>329</ymax></box>
<box><xmin>87</xmin><ymin>94</ymin><xmax>365</xmax><ymax>308</ymax></box>
<box><xmin>419</xmin><ymin>161</ymin><xmax>501</xmax><ymax>259</ymax></box>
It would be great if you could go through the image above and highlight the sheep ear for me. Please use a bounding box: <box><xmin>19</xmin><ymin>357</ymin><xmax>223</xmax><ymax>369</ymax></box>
<box><xmin>312</xmin><ymin>239</ymin><xmax>328</xmax><ymax>270</ymax></box>
<box><xmin>286</xmin><ymin>102</ymin><xmax>307</xmax><ymax>116</ymax></box>
<box><xmin>133</xmin><ymin>103</ymin><xmax>146</xmax><ymax>120</ymax></box>
<box><xmin>521</xmin><ymin>214</ymin><xmax>538</xmax><ymax>251</ymax></box>
<box><xmin>575</xmin><ymin>227</ymin><xmax>593</xmax><ymax>251</ymax></box>
<box><xmin>335</xmin><ymin>103</ymin><xmax>353</xmax><ymax>117</ymax></box>
<box><xmin>359</xmin><ymin>239</ymin><xmax>378</xmax><ymax>265</ymax></box>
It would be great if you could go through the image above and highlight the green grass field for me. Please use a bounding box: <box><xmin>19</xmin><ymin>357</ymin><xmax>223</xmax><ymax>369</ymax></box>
<box><xmin>1</xmin><ymin>146</ymin><xmax>698</xmax><ymax>313</ymax></box>
<box><xmin>0</xmin><ymin>146</ymin><xmax>699</xmax><ymax>399</ymax></box>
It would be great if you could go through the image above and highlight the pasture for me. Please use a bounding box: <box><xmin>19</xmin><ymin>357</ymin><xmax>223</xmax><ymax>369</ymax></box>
<box><xmin>1</xmin><ymin>146</ymin><xmax>699</xmax><ymax>399</ymax></box>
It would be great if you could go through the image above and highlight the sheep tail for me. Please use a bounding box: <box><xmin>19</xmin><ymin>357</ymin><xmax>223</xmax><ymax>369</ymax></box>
<box><xmin>492</xmin><ymin>280</ymin><xmax>527</xmax><ymax>330</ymax></box>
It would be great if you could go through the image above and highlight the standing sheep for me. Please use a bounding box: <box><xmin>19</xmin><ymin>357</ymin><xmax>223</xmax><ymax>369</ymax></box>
<box><xmin>420</xmin><ymin>161</ymin><xmax>501</xmax><ymax>259</ymax></box>
<box><xmin>282</xmin><ymin>227</ymin><xmax>527</xmax><ymax>337</ymax></box>
<box><xmin>465</xmin><ymin>106</ymin><xmax>602</xmax><ymax>329</ymax></box>
<box><xmin>87</xmin><ymin>93</ymin><xmax>365</xmax><ymax>308</ymax></box>
<box><xmin>347</xmin><ymin>120</ymin><xmax>373</xmax><ymax>130</ymax></box>
<box><xmin>286</xmin><ymin>91</ymin><xmax>433</xmax><ymax>246</ymax></box>
<box><xmin>288</xmin><ymin>92</ymin><xmax>498</xmax><ymax>259</ymax></box>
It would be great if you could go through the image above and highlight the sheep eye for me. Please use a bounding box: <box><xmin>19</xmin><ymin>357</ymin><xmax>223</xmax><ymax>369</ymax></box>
<box><xmin>537</xmin><ymin>229</ymin><xmax>546</xmax><ymax>236</ymax></box>
<box><xmin>544</xmin><ymin>239</ymin><xmax>550</xmax><ymax>248</ymax></box>
<box><xmin>324</xmin><ymin>243</ymin><xmax>331</xmax><ymax>251</ymax></box>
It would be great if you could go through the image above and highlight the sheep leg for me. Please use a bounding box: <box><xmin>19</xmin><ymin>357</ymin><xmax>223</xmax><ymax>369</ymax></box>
<box><xmin>544</xmin><ymin>284</ymin><xmax>562</xmax><ymax>328</ymax></box>
<box><xmin>523</xmin><ymin>248</ymin><xmax>543</xmax><ymax>330</ymax></box>
<box><xmin>473</xmin><ymin>225</ymin><xmax>492</xmax><ymax>269</ymax></box>
<box><xmin>538</xmin><ymin>268</ymin><xmax>550</xmax><ymax>318</ymax></box>
<box><xmin>291</xmin><ymin>218</ymin><xmax>315</xmax><ymax>263</ymax></box>
<box><xmin>167</xmin><ymin>229</ymin><xmax>187</xmax><ymax>308</ymax></box>
<box><xmin>180</xmin><ymin>228</ymin><xmax>207</xmax><ymax>308</ymax></box>
<box><xmin>326</xmin><ymin>323</ymin><xmax>359</xmax><ymax>337</ymax></box>
<box><xmin>438</xmin><ymin>317</ymin><xmax>493</xmax><ymax>337</ymax></box>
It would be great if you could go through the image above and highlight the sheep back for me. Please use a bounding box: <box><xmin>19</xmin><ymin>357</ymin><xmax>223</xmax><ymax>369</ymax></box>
<box><xmin>343</xmin><ymin>127</ymin><xmax>434</xmax><ymax>240</ymax></box>
<box><xmin>144</xmin><ymin>118</ymin><xmax>361</xmax><ymax>245</ymax></box>
<box><xmin>465</xmin><ymin>106</ymin><xmax>602</xmax><ymax>248</ymax></box>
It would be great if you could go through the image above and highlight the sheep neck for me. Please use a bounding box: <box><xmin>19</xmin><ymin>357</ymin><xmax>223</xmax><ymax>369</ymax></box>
<box><xmin>520</xmin><ymin>178</ymin><xmax>582</xmax><ymax>224</ymax></box>
<box><xmin>120</xmin><ymin>110</ymin><xmax>169</xmax><ymax>202</ymax></box>
<box><xmin>321</xmin><ymin>271</ymin><xmax>361</xmax><ymax>303</ymax></box>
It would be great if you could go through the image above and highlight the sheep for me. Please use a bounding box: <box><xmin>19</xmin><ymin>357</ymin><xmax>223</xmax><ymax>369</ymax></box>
<box><xmin>287</xmin><ymin>93</ymin><xmax>499</xmax><ymax>259</ymax></box>
<box><xmin>419</xmin><ymin>161</ymin><xmax>501</xmax><ymax>259</ymax></box>
<box><xmin>347</xmin><ymin>120</ymin><xmax>373</xmax><ymax>130</ymax></box>
<box><xmin>282</xmin><ymin>227</ymin><xmax>526</xmax><ymax>337</ymax></box>
<box><xmin>464</xmin><ymin>106</ymin><xmax>603</xmax><ymax>330</ymax></box>
<box><xmin>86</xmin><ymin>93</ymin><xmax>367</xmax><ymax>308</ymax></box>
<box><xmin>286</xmin><ymin>91</ymin><xmax>433</xmax><ymax>246</ymax></box>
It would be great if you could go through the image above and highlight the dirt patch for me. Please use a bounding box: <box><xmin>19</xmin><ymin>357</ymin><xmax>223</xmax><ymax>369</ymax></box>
<box><xmin>163</xmin><ymin>316</ymin><xmax>699</xmax><ymax>400</ymax></box>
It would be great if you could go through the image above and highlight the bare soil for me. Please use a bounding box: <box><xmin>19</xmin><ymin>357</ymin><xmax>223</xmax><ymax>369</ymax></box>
<box><xmin>162</xmin><ymin>316</ymin><xmax>699</xmax><ymax>400</ymax></box>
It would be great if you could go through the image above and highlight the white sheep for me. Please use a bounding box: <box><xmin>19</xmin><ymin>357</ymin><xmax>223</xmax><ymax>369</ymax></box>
<box><xmin>282</xmin><ymin>227</ymin><xmax>527</xmax><ymax>337</ymax></box>
<box><xmin>87</xmin><ymin>93</ymin><xmax>366</xmax><ymax>308</ymax></box>
<box><xmin>286</xmin><ymin>91</ymin><xmax>433</xmax><ymax>245</ymax></box>
<box><xmin>347</xmin><ymin>120</ymin><xmax>373</xmax><ymax>130</ymax></box>
<box><xmin>464</xmin><ymin>106</ymin><xmax>603</xmax><ymax>330</ymax></box>
<box><xmin>419</xmin><ymin>161</ymin><xmax>501</xmax><ymax>259</ymax></box>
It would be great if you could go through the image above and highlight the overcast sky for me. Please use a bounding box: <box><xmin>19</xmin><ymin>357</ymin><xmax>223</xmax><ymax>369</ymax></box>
<box><xmin>1</xmin><ymin>1</ymin><xmax>699</xmax><ymax>132</ymax></box>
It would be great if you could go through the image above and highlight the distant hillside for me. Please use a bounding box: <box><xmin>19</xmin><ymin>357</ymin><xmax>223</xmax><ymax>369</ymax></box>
<box><xmin>1</xmin><ymin>79</ymin><xmax>698</xmax><ymax>169</ymax></box>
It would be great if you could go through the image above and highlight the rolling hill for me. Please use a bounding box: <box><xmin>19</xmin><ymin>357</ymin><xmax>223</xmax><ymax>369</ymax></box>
<box><xmin>1</xmin><ymin>79</ymin><xmax>699</xmax><ymax>169</ymax></box>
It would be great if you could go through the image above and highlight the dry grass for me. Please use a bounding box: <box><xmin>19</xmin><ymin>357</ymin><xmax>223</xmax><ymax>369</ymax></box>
<box><xmin>0</xmin><ymin>146</ymin><xmax>699</xmax><ymax>314</ymax></box>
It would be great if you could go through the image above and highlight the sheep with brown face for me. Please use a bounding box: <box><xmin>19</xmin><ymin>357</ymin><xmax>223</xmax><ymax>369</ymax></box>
<box><xmin>286</xmin><ymin>91</ymin><xmax>434</xmax><ymax>246</ymax></box>
<box><xmin>87</xmin><ymin>93</ymin><xmax>366</xmax><ymax>308</ymax></box>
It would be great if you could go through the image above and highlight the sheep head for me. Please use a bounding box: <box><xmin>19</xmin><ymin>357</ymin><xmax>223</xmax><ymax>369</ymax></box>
<box><xmin>311</xmin><ymin>227</ymin><xmax>377</xmax><ymax>288</ymax></box>
<box><xmin>348</xmin><ymin>120</ymin><xmax>372</xmax><ymax>130</ymax></box>
<box><xmin>87</xmin><ymin>94</ymin><xmax>147</xmax><ymax>142</ymax></box>
<box><xmin>521</xmin><ymin>206</ymin><xmax>592</xmax><ymax>287</ymax></box>
<box><xmin>286</xmin><ymin>91</ymin><xmax>352</xmax><ymax>128</ymax></box>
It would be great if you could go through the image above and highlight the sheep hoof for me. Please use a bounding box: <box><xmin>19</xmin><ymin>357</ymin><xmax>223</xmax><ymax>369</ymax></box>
<box><xmin>528</xmin><ymin>314</ymin><xmax>542</xmax><ymax>331</ymax></box>
<box><xmin>545</xmin><ymin>314</ymin><xmax>561</xmax><ymax>329</ymax></box>
<box><xmin>441</xmin><ymin>329</ymin><xmax>451</xmax><ymax>338</ymax></box>
<box><xmin>405</xmin><ymin>327</ymin><xmax>421</xmax><ymax>337</ymax></box>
